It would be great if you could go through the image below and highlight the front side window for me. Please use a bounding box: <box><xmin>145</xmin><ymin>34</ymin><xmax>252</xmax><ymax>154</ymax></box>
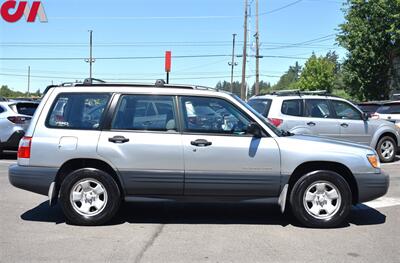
<box><xmin>305</xmin><ymin>99</ymin><xmax>332</xmax><ymax>118</ymax></box>
<box><xmin>331</xmin><ymin>100</ymin><xmax>362</xmax><ymax>120</ymax></box>
<box><xmin>281</xmin><ymin>99</ymin><xmax>303</xmax><ymax>116</ymax></box>
<box><xmin>47</xmin><ymin>93</ymin><xmax>110</xmax><ymax>129</ymax></box>
<box><xmin>111</xmin><ymin>95</ymin><xmax>177</xmax><ymax>131</ymax></box>
<box><xmin>180</xmin><ymin>96</ymin><xmax>251</xmax><ymax>135</ymax></box>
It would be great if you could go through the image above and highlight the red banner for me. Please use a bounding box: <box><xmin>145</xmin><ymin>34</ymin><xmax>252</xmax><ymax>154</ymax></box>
<box><xmin>165</xmin><ymin>51</ymin><xmax>171</xmax><ymax>73</ymax></box>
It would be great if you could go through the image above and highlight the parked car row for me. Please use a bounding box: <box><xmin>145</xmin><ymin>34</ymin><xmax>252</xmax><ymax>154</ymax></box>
<box><xmin>248</xmin><ymin>91</ymin><xmax>400</xmax><ymax>163</ymax></box>
<box><xmin>0</xmin><ymin>101</ymin><xmax>39</xmax><ymax>156</ymax></box>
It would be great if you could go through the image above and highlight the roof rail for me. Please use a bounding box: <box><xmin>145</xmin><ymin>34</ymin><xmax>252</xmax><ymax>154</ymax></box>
<box><xmin>43</xmin><ymin>78</ymin><xmax>222</xmax><ymax>93</ymax></box>
<box><xmin>257</xmin><ymin>89</ymin><xmax>337</xmax><ymax>97</ymax></box>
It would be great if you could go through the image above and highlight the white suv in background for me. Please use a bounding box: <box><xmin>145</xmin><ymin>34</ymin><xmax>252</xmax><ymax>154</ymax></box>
<box><xmin>0</xmin><ymin>101</ymin><xmax>39</xmax><ymax>156</ymax></box>
<box><xmin>248</xmin><ymin>91</ymin><xmax>400</xmax><ymax>163</ymax></box>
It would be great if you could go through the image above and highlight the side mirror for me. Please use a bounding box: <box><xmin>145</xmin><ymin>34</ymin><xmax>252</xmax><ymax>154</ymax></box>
<box><xmin>247</xmin><ymin>122</ymin><xmax>263</xmax><ymax>138</ymax></box>
<box><xmin>362</xmin><ymin>112</ymin><xmax>369</xmax><ymax>121</ymax></box>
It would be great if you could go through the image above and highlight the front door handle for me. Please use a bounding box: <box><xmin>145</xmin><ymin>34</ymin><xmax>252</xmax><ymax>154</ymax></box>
<box><xmin>108</xmin><ymin>136</ymin><xmax>130</xmax><ymax>144</ymax></box>
<box><xmin>340</xmin><ymin>123</ymin><xmax>349</xmax><ymax>128</ymax></box>
<box><xmin>191</xmin><ymin>139</ymin><xmax>212</xmax><ymax>147</ymax></box>
<box><xmin>307</xmin><ymin>122</ymin><xmax>316</xmax><ymax>126</ymax></box>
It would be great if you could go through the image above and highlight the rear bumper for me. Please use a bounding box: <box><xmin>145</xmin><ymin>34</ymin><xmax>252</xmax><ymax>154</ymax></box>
<box><xmin>8</xmin><ymin>164</ymin><xmax>58</xmax><ymax>196</ymax></box>
<box><xmin>354</xmin><ymin>170</ymin><xmax>390</xmax><ymax>203</ymax></box>
<box><xmin>0</xmin><ymin>130</ymin><xmax>25</xmax><ymax>150</ymax></box>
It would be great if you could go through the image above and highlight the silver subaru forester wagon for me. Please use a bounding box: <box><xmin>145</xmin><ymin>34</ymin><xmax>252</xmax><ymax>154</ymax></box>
<box><xmin>9</xmin><ymin>80</ymin><xmax>389</xmax><ymax>227</ymax></box>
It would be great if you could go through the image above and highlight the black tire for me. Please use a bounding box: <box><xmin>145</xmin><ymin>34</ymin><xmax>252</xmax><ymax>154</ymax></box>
<box><xmin>59</xmin><ymin>168</ymin><xmax>121</xmax><ymax>226</ymax></box>
<box><xmin>376</xmin><ymin>136</ymin><xmax>396</xmax><ymax>163</ymax></box>
<box><xmin>289</xmin><ymin>170</ymin><xmax>352</xmax><ymax>228</ymax></box>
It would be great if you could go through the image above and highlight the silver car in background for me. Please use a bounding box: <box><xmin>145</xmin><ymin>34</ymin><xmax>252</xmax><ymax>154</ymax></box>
<box><xmin>248</xmin><ymin>92</ymin><xmax>400</xmax><ymax>163</ymax></box>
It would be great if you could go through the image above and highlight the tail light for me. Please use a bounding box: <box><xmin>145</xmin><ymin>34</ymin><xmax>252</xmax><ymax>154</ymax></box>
<box><xmin>18</xmin><ymin>136</ymin><xmax>32</xmax><ymax>159</ymax></box>
<box><xmin>268</xmin><ymin>118</ymin><xmax>283</xmax><ymax>127</ymax></box>
<box><xmin>7</xmin><ymin>116</ymin><xmax>31</xmax><ymax>124</ymax></box>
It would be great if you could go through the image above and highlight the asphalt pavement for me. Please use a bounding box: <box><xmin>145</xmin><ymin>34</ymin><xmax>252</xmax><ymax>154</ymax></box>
<box><xmin>0</xmin><ymin>152</ymin><xmax>399</xmax><ymax>263</ymax></box>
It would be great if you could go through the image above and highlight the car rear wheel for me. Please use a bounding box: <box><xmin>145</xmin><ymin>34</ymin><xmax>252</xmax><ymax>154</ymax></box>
<box><xmin>59</xmin><ymin>168</ymin><xmax>121</xmax><ymax>226</ymax></box>
<box><xmin>290</xmin><ymin>170</ymin><xmax>352</xmax><ymax>228</ymax></box>
<box><xmin>376</xmin><ymin>136</ymin><xmax>396</xmax><ymax>163</ymax></box>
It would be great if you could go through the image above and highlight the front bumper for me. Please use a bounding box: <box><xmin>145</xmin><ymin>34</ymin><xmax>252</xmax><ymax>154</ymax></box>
<box><xmin>0</xmin><ymin>130</ymin><xmax>25</xmax><ymax>150</ymax></box>
<box><xmin>9</xmin><ymin>164</ymin><xmax>58</xmax><ymax>196</ymax></box>
<box><xmin>354</xmin><ymin>170</ymin><xmax>390</xmax><ymax>203</ymax></box>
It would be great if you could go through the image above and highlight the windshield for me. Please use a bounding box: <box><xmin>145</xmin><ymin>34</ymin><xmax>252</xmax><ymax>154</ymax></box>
<box><xmin>230</xmin><ymin>94</ymin><xmax>284</xmax><ymax>136</ymax></box>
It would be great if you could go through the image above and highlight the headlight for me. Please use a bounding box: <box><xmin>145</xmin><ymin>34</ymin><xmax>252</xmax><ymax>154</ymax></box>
<box><xmin>367</xmin><ymin>154</ymin><xmax>380</xmax><ymax>169</ymax></box>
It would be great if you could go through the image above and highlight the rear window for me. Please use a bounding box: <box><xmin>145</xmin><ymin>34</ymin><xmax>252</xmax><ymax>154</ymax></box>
<box><xmin>376</xmin><ymin>103</ymin><xmax>400</xmax><ymax>114</ymax></box>
<box><xmin>247</xmin><ymin>99</ymin><xmax>272</xmax><ymax>117</ymax></box>
<box><xmin>47</xmin><ymin>93</ymin><xmax>110</xmax><ymax>130</ymax></box>
<box><xmin>14</xmin><ymin>103</ymin><xmax>38</xmax><ymax>116</ymax></box>
<box><xmin>281</xmin><ymin>99</ymin><xmax>303</xmax><ymax>116</ymax></box>
<box><xmin>357</xmin><ymin>104</ymin><xmax>381</xmax><ymax>114</ymax></box>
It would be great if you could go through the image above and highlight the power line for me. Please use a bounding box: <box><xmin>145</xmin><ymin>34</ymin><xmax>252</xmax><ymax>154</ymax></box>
<box><xmin>259</xmin><ymin>0</ymin><xmax>304</xmax><ymax>16</ymax></box>
<box><xmin>0</xmin><ymin>54</ymin><xmax>309</xmax><ymax>61</ymax></box>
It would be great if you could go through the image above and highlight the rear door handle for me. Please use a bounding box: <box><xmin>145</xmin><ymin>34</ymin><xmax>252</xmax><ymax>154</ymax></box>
<box><xmin>108</xmin><ymin>136</ymin><xmax>130</xmax><ymax>144</ymax></box>
<box><xmin>191</xmin><ymin>139</ymin><xmax>212</xmax><ymax>147</ymax></box>
<box><xmin>340</xmin><ymin>123</ymin><xmax>349</xmax><ymax>128</ymax></box>
<box><xmin>307</xmin><ymin>122</ymin><xmax>316</xmax><ymax>126</ymax></box>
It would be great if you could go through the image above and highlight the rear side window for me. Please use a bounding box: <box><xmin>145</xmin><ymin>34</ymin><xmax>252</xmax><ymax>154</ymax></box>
<box><xmin>377</xmin><ymin>103</ymin><xmax>400</xmax><ymax>114</ymax></box>
<box><xmin>305</xmin><ymin>99</ymin><xmax>332</xmax><ymax>118</ymax></box>
<box><xmin>247</xmin><ymin>99</ymin><xmax>272</xmax><ymax>117</ymax></box>
<box><xmin>111</xmin><ymin>95</ymin><xmax>177</xmax><ymax>131</ymax></box>
<box><xmin>281</xmin><ymin>99</ymin><xmax>303</xmax><ymax>116</ymax></box>
<box><xmin>47</xmin><ymin>93</ymin><xmax>110</xmax><ymax>130</ymax></box>
<box><xmin>15</xmin><ymin>103</ymin><xmax>38</xmax><ymax>116</ymax></box>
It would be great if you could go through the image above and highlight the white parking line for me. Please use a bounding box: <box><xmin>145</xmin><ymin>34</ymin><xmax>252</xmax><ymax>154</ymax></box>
<box><xmin>355</xmin><ymin>197</ymin><xmax>400</xmax><ymax>210</ymax></box>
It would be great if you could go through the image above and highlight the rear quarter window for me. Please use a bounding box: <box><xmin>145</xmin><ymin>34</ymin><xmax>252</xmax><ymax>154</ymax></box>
<box><xmin>46</xmin><ymin>93</ymin><xmax>110</xmax><ymax>130</ymax></box>
<box><xmin>247</xmin><ymin>99</ymin><xmax>272</xmax><ymax>117</ymax></box>
<box><xmin>281</xmin><ymin>99</ymin><xmax>303</xmax><ymax>116</ymax></box>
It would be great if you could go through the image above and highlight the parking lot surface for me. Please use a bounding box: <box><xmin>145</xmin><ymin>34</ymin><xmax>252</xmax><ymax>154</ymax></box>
<box><xmin>1</xmin><ymin>152</ymin><xmax>399</xmax><ymax>263</ymax></box>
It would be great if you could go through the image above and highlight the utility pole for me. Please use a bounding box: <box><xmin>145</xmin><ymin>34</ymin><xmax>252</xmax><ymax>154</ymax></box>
<box><xmin>240</xmin><ymin>0</ymin><xmax>248</xmax><ymax>100</ymax></box>
<box><xmin>228</xmin><ymin>33</ymin><xmax>237</xmax><ymax>93</ymax></box>
<box><xmin>27</xmin><ymin>66</ymin><xmax>30</xmax><ymax>97</ymax></box>
<box><xmin>255</xmin><ymin>0</ymin><xmax>260</xmax><ymax>95</ymax></box>
<box><xmin>85</xmin><ymin>30</ymin><xmax>95</xmax><ymax>80</ymax></box>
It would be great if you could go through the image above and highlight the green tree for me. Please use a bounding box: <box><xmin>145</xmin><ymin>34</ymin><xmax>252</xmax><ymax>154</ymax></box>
<box><xmin>337</xmin><ymin>0</ymin><xmax>400</xmax><ymax>100</ymax></box>
<box><xmin>272</xmin><ymin>61</ymin><xmax>302</xmax><ymax>90</ymax></box>
<box><xmin>250</xmin><ymin>81</ymin><xmax>271</xmax><ymax>97</ymax></box>
<box><xmin>296</xmin><ymin>54</ymin><xmax>336</xmax><ymax>92</ymax></box>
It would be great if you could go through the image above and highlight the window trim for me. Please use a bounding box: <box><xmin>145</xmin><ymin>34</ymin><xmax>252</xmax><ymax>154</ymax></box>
<box><xmin>178</xmin><ymin>95</ymin><xmax>267</xmax><ymax>137</ymax></box>
<box><xmin>45</xmin><ymin>92</ymin><xmax>112</xmax><ymax>131</ymax></box>
<box><xmin>106</xmin><ymin>94</ymin><xmax>180</xmax><ymax>133</ymax></box>
<box><xmin>281</xmin><ymin>99</ymin><xmax>304</xmax><ymax>117</ymax></box>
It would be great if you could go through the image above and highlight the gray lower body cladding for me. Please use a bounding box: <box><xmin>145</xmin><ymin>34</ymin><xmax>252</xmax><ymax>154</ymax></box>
<box><xmin>354</xmin><ymin>171</ymin><xmax>390</xmax><ymax>203</ymax></box>
<box><xmin>8</xmin><ymin>164</ymin><xmax>57</xmax><ymax>196</ymax></box>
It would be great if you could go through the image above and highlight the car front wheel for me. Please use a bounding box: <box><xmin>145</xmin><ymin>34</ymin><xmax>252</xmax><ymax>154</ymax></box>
<box><xmin>376</xmin><ymin>136</ymin><xmax>396</xmax><ymax>163</ymax></box>
<box><xmin>290</xmin><ymin>170</ymin><xmax>352</xmax><ymax>228</ymax></box>
<box><xmin>59</xmin><ymin>168</ymin><xmax>121</xmax><ymax>226</ymax></box>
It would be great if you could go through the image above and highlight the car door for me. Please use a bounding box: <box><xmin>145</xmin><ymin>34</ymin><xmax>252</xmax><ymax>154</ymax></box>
<box><xmin>303</xmin><ymin>99</ymin><xmax>341</xmax><ymax>139</ymax></box>
<box><xmin>97</xmin><ymin>94</ymin><xmax>184</xmax><ymax>195</ymax></box>
<box><xmin>179</xmin><ymin>96</ymin><xmax>281</xmax><ymax>197</ymax></box>
<box><xmin>330</xmin><ymin>99</ymin><xmax>372</xmax><ymax>145</ymax></box>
